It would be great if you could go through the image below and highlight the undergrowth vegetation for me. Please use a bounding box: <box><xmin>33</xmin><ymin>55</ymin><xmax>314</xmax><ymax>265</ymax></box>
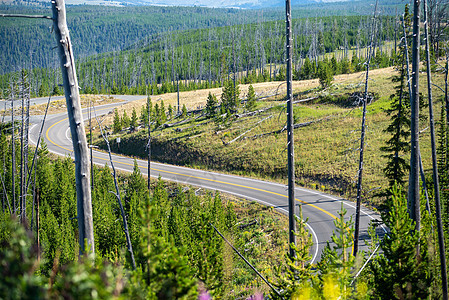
<box><xmin>0</xmin><ymin>133</ymin><xmax>292</xmax><ymax>298</ymax></box>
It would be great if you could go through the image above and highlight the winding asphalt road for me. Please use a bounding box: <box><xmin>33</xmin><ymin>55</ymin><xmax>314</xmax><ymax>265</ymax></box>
<box><xmin>28</xmin><ymin>96</ymin><xmax>385</xmax><ymax>263</ymax></box>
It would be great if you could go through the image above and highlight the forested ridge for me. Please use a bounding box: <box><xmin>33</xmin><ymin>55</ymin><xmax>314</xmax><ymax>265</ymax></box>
<box><xmin>0</xmin><ymin>14</ymin><xmax>397</xmax><ymax>98</ymax></box>
<box><xmin>0</xmin><ymin>4</ymin><xmax>275</xmax><ymax>74</ymax></box>
<box><xmin>0</xmin><ymin>0</ymin><xmax>404</xmax><ymax>75</ymax></box>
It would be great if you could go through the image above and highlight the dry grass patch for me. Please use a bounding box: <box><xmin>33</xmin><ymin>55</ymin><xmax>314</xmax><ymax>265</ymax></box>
<box><xmin>92</xmin><ymin>66</ymin><xmax>448</xmax><ymax>207</ymax></box>
<box><xmin>1</xmin><ymin>94</ymin><xmax>122</xmax><ymax>116</ymax></box>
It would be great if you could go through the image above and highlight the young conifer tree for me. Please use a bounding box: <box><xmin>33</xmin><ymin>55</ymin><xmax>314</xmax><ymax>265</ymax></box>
<box><xmin>206</xmin><ymin>92</ymin><xmax>218</xmax><ymax>118</ymax></box>
<box><xmin>246</xmin><ymin>84</ymin><xmax>257</xmax><ymax>111</ymax></box>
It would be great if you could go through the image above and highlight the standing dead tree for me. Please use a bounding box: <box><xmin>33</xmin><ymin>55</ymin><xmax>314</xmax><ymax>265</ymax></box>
<box><xmin>19</xmin><ymin>70</ymin><xmax>30</xmax><ymax>224</ymax></box>
<box><xmin>409</xmin><ymin>0</ymin><xmax>421</xmax><ymax>233</ymax></box>
<box><xmin>286</xmin><ymin>0</ymin><xmax>296</xmax><ymax>260</ymax></box>
<box><xmin>52</xmin><ymin>0</ymin><xmax>94</xmax><ymax>255</ymax></box>
<box><xmin>10</xmin><ymin>81</ymin><xmax>16</xmax><ymax>215</ymax></box>
<box><xmin>424</xmin><ymin>0</ymin><xmax>448</xmax><ymax>296</ymax></box>
<box><xmin>147</xmin><ymin>95</ymin><xmax>151</xmax><ymax>191</ymax></box>
<box><xmin>353</xmin><ymin>0</ymin><xmax>379</xmax><ymax>257</ymax></box>
<box><xmin>94</xmin><ymin>107</ymin><xmax>136</xmax><ymax>270</ymax></box>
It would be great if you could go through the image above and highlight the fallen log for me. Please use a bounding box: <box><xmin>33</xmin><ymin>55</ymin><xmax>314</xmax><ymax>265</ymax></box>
<box><xmin>225</xmin><ymin>115</ymin><xmax>273</xmax><ymax>145</ymax></box>
<box><xmin>244</xmin><ymin>115</ymin><xmax>334</xmax><ymax>140</ymax></box>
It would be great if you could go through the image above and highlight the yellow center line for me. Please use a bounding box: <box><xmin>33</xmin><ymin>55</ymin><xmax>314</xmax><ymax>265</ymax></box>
<box><xmin>46</xmin><ymin>116</ymin><xmax>338</xmax><ymax>221</ymax></box>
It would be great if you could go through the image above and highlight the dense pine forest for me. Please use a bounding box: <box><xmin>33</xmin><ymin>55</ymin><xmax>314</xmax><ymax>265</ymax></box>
<box><xmin>0</xmin><ymin>0</ymin><xmax>404</xmax><ymax>75</ymax></box>
<box><xmin>1</xmin><ymin>14</ymin><xmax>397</xmax><ymax>98</ymax></box>
<box><xmin>1</xmin><ymin>0</ymin><xmax>449</xmax><ymax>298</ymax></box>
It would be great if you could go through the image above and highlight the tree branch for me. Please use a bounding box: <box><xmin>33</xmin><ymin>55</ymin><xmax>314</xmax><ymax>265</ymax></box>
<box><xmin>0</xmin><ymin>14</ymin><xmax>52</xmax><ymax>20</ymax></box>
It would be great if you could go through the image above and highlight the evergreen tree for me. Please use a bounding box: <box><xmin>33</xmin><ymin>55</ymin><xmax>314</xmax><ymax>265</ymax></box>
<box><xmin>167</xmin><ymin>104</ymin><xmax>173</xmax><ymax>120</ymax></box>
<box><xmin>181</xmin><ymin>104</ymin><xmax>187</xmax><ymax>118</ymax></box>
<box><xmin>380</xmin><ymin>79</ymin><xmax>410</xmax><ymax>189</ymax></box>
<box><xmin>121</xmin><ymin>111</ymin><xmax>130</xmax><ymax>129</ymax></box>
<box><xmin>380</xmin><ymin>7</ymin><xmax>412</xmax><ymax>191</ymax></box>
<box><xmin>437</xmin><ymin>105</ymin><xmax>449</xmax><ymax>231</ymax></box>
<box><xmin>154</xmin><ymin>103</ymin><xmax>161</xmax><ymax>127</ymax></box>
<box><xmin>272</xmin><ymin>209</ymin><xmax>314</xmax><ymax>299</ymax></box>
<box><xmin>113</xmin><ymin>109</ymin><xmax>122</xmax><ymax>133</ymax></box>
<box><xmin>160</xmin><ymin>100</ymin><xmax>167</xmax><ymax>124</ymax></box>
<box><xmin>128</xmin><ymin>197</ymin><xmax>198</xmax><ymax>299</ymax></box>
<box><xmin>125</xmin><ymin>160</ymin><xmax>149</xmax><ymax>266</ymax></box>
<box><xmin>300</xmin><ymin>57</ymin><xmax>315</xmax><ymax>80</ymax></box>
<box><xmin>92</xmin><ymin>165</ymin><xmax>124</xmax><ymax>257</ymax></box>
<box><xmin>140</xmin><ymin>104</ymin><xmax>148</xmax><ymax>127</ymax></box>
<box><xmin>221</xmin><ymin>80</ymin><xmax>239</xmax><ymax>113</ymax></box>
<box><xmin>205</xmin><ymin>92</ymin><xmax>217</xmax><ymax>118</ymax></box>
<box><xmin>370</xmin><ymin>186</ymin><xmax>432</xmax><ymax>299</ymax></box>
<box><xmin>317</xmin><ymin>204</ymin><xmax>355</xmax><ymax>298</ymax></box>
<box><xmin>246</xmin><ymin>84</ymin><xmax>256</xmax><ymax>111</ymax></box>
<box><xmin>131</xmin><ymin>107</ymin><xmax>138</xmax><ymax>131</ymax></box>
<box><xmin>317</xmin><ymin>59</ymin><xmax>334</xmax><ymax>89</ymax></box>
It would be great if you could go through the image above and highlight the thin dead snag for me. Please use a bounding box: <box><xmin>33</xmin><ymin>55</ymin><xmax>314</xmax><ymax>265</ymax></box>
<box><xmin>94</xmin><ymin>107</ymin><xmax>136</xmax><ymax>270</ymax></box>
<box><xmin>424</xmin><ymin>0</ymin><xmax>448</xmax><ymax>297</ymax></box>
<box><xmin>409</xmin><ymin>0</ymin><xmax>421</xmax><ymax>233</ymax></box>
<box><xmin>52</xmin><ymin>0</ymin><xmax>94</xmax><ymax>255</ymax></box>
<box><xmin>353</xmin><ymin>0</ymin><xmax>378</xmax><ymax>257</ymax></box>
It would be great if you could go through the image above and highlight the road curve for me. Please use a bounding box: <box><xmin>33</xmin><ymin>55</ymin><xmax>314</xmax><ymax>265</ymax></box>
<box><xmin>29</xmin><ymin>99</ymin><xmax>384</xmax><ymax>263</ymax></box>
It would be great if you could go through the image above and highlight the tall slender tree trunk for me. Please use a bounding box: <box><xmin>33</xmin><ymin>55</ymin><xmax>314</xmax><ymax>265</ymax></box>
<box><xmin>409</xmin><ymin>0</ymin><xmax>421</xmax><ymax>234</ymax></box>
<box><xmin>147</xmin><ymin>95</ymin><xmax>151</xmax><ymax>191</ymax></box>
<box><xmin>90</xmin><ymin>100</ymin><xmax>94</xmax><ymax>191</ymax></box>
<box><xmin>20</xmin><ymin>76</ymin><xmax>25</xmax><ymax>223</ymax></box>
<box><xmin>286</xmin><ymin>0</ymin><xmax>296</xmax><ymax>260</ymax></box>
<box><xmin>354</xmin><ymin>0</ymin><xmax>378</xmax><ymax>257</ymax></box>
<box><xmin>445</xmin><ymin>55</ymin><xmax>448</xmax><ymax>171</ymax></box>
<box><xmin>36</xmin><ymin>188</ymin><xmax>40</xmax><ymax>263</ymax></box>
<box><xmin>11</xmin><ymin>84</ymin><xmax>16</xmax><ymax>215</ymax></box>
<box><xmin>424</xmin><ymin>0</ymin><xmax>448</xmax><ymax>297</ymax></box>
<box><xmin>52</xmin><ymin>0</ymin><xmax>94</xmax><ymax>255</ymax></box>
<box><xmin>24</xmin><ymin>85</ymin><xmax>29</xmax><ymax>217</ymax></box>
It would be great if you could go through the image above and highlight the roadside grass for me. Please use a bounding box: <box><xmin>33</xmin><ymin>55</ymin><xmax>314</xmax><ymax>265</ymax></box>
<box><xmin>92</xmin><ymin>66</ymin><xmax>447</xmax><ymax>208</ymax></box>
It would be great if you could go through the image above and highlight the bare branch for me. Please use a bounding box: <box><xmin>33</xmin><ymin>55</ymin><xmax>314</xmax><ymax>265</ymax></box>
<box><xmin>93</xmin><ymin>106</ymin><xmax>136</xmax><ymax>270</ymax></box>
<box><xmin>0</xmin><ymin>14</ymin><xmax>52</xmax><ymax>20</ymax></box>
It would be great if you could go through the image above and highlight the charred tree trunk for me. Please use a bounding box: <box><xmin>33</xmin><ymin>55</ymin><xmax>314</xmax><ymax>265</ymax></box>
<box><xmin>20</xmin><ymin>75</ymin><xmax>25</xmax><ymax>223</ymax></box>
<box><xmin>52</xmin><ymin>0</ymin><xmax>94</xmax><ymax>255</ymax></box>
<box><xmin>286</xmin><ymin>0</ymin><xmax>296</xmax><ymax>260</ymax></box>
<box><xmin>409</xmin><ymin>0</ymin><xmax>421</xmax><ymax>233</ymax></box>
<box><xmin>147</xmin><ymin>95</ymin><xmax>151</xmax><ymax>191</ymax></box>
<box><xmin>11</xmin><ymin>84</ymin><xmax>16</xmax><ymax>215</ymax></box>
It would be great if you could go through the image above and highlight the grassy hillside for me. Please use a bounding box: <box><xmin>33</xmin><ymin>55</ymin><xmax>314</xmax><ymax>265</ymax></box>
<box><xmin>90</xmin><ymin>65</ymin><xmax>447</xmax><ymax>207</ymax></box>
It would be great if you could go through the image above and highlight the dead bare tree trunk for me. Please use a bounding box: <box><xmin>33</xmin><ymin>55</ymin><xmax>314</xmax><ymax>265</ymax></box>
<box><xmin>36</xmin><ymin>188</ymin><xmax>40</xmax><ymax>263</ymax></box>
<box><xmin>403</xmin><ymin>14</ymin><xmax>431</xmax><ymax>208</ymax></box>
<box><xmin>286</xmin><ymin>0</ymin><xmax>296</xmax><ymax>260</ymax></box>
<box><xmin>89</xmin><ymin>99</ymin><xmax>94</xmax><ymax>192</ymax></box>
<box><xmin>52</xmin><ymin>0</ymin><xmax>94</xmax><ymax>255</ymax></box>
<box><xmin>147</xmin><ymin>95</ymin><xmax>151</xmax><ymax>191</ymax></box>
<box><xmin>11</xmin><ymin>83</ymin><xmax>16</xmax><ymax>215</ymax></box>
<box><xmin>354</xmin><ymin>0</ymin><xmax>378</xmax><ymax>257</ymax></box>
<box><xmin>24</xmin><ymin>82</ymin><xmax>30</xmax><ymax>220</ymax></box>
<box><xmin>444</xmin><ymin>52</ymin><xmax>449</xmax><ymax>169</ymax></box>
<box><xmin>94</xmin><ymin>109</ymin><xmax>136</xmax><ymax>269</ymax></box>
<box><xmin>424</xmin><ymin>0</ymin><xmax>448</xmax><ymax>296</ymax></box>
<box><xmin>20</xmin><ymin>74</ymin><xmax>25</xmax><ymax>223</ymax></box>
<box><xmin>409</xmin><ymin>0</ymin><xmax>421</xmax><ymax>234</ymax></box>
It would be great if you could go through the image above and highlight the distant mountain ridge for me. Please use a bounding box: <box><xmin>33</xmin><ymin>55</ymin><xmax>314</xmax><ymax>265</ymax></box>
<box><xmin>112</xmin><ymin>0</ymin><xmax>353</xmax><ymax>8</ymax></box>
<box><xmin>59</xmin><ymin>0</ymin><xmax>356</xmax><ymax>8</ymax></box>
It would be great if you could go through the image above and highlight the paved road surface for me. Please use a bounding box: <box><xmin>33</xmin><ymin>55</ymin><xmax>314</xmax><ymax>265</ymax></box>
<box><xmin>29</xmin><ymin>97</ymin><xmax>385</xmax><ymax>263</ymax></box>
